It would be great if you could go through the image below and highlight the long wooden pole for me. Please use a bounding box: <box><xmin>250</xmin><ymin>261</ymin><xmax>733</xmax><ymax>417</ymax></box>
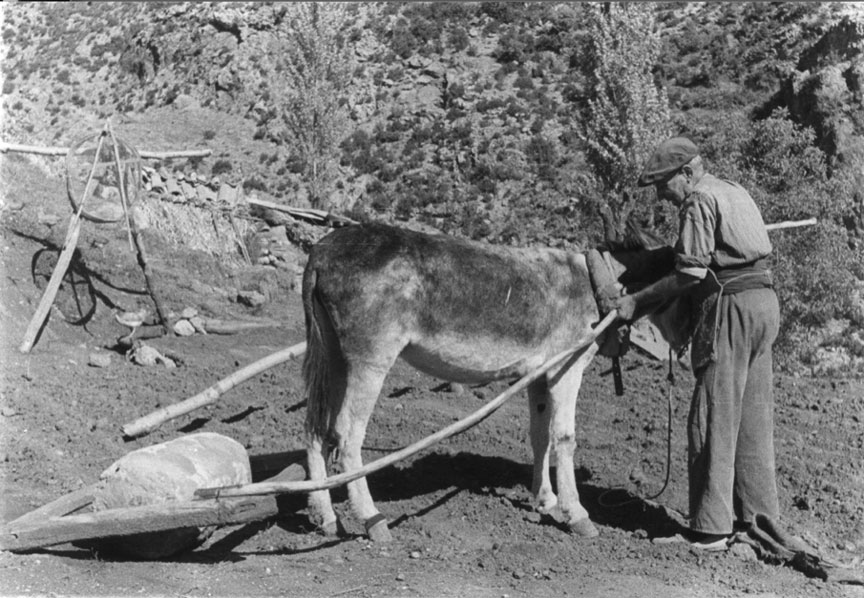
<box><xmin>122</xmin><ymin>341</ymin><xmax>308</xmax><ymax>438</ymax></box>
<box><xmin>0</xmin><ymin>141</ymin><xmax>211</xmax><ymax>160</ymax></box>
<box><xmin>107</xmin><ymin>124</ymin><xmax>170</xmax><ymax>331</ymax></box>
<box><xmin>766</xmin><ymin>218</ymin><xmax>817</xmax><ymax>231</ymax></box>
<box><xmin>194</xmin><ymin>311</ymin><xmax>617</xmax><ymax>500</ymax></box>
<box><xmin>245</xmin><ymin>196</ymin><xmax>357</xmax><ymax>227</ymax></box>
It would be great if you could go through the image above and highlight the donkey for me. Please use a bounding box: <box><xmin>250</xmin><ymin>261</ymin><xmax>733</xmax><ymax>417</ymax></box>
<box><xmin>302</xmin><ymin>222</ymin><xmax>684</xmax><ymax>542</ymax></box>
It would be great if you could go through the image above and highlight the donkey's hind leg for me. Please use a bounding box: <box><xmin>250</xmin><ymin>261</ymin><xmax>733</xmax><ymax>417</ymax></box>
<box><xmin>334</xmin><ymin>361</ymin><xmax>394</xmax><ymax>542</ymax></box>
<box><xmin>307</xmin><ymin>436</ymin><xmax>341</xmax><ymax>536</ymax></box>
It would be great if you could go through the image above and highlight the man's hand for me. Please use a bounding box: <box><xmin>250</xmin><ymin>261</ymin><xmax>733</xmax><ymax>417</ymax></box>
<box><xmin>612</xmin><ymin>293</ymin><xmax>638</xmax><ymax>322</ymax></box>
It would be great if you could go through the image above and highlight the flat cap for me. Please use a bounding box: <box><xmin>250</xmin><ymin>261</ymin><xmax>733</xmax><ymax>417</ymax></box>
<box><xmin>637</xmin><ymin>137</ymin><xmax>699</xmax><ymax>187</ymax></box>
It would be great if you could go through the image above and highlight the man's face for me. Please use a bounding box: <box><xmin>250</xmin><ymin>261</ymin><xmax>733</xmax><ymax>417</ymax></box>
<box><xmin>654</xmin><ymin>169</ymin><xmax>689</xmax><ymax>206</ymax></box>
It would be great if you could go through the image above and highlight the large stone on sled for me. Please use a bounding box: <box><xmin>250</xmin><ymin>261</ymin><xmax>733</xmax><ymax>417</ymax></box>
<box><xmin>84</xmin><ymin>433</ymin><xmax>251</xmax><ymax>559</ymax></box>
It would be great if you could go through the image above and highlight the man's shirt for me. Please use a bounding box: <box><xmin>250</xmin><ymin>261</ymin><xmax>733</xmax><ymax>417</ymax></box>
<box><xmin>675</xmin><ymin>173</ymin><xmax>772</xmax><ymax>280</ymax></box>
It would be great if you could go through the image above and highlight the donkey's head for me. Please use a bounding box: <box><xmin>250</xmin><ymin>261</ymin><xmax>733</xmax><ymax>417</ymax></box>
<box><xmin>599</xmin><ymin>212</ymin><xmax>692</xmax><ymax>352</ymax></box>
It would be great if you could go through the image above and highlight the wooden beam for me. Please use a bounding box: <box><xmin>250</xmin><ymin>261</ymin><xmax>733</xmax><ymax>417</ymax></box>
<box><xmin>245</xmin><ymin>196</ymin><xmax>357</xmax><ymax>227</ymax></box>
<box><xmin>0</xmin><ymin>463</ymin><xmax>304</xmax><ymax>553</ymax></box>
<box><xmin>0</xmin><ymin>496</ymin><xmax>278</xmax><ymax>552</ymax></box>
<box><xmin>5</xmin><ymin>485</ymin><xmax>96</xmax><ymax>528</ymax></box>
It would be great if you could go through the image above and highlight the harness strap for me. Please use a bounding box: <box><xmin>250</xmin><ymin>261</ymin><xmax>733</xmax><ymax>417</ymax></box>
<box><xmin>586</xmin><ymin>248</ymin><xmax>629</xmax><ymax>395</ymax></box>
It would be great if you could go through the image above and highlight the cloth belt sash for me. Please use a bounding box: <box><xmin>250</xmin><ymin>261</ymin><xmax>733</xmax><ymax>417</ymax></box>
<box><xmin>690</xmin><ymin>258</ymin><xmax>774</xmax><ymax>370</ymax></box>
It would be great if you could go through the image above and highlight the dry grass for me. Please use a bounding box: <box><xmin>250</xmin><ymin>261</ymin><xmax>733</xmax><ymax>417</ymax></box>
<box><xmin>136</xmin><ymin>194</ymin><xmax>252</xmax><ymax>264</ymax></box>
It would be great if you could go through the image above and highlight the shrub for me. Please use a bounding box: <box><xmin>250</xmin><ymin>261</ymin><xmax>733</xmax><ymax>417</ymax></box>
<box><xmin>476</xmin><ymin>97</ymin><xmax>506</xmax><ymax>113</ymax></box>
<box><xmin>448</xmin><ymin>27</ymin><xmax>470</xmax><ymax>52</ymax></box>
<box><xmin>526</xmin><ymin>135</ymin><xmax>557</xmax><ymax>180</ymax></box>
<box><xmin>243</xmin><ymin>177</ymin><xmax>268</xmax><ymax>193</ymax></box>
<box><xmin>740</xmin><ymin>108</ymin><xmax>826</xmax><ymax>195</ymax></box>
<box><xmin>773</xmin><ymin>222</ymin><xmax>859</xmax><ymax>329</ymax></box>
<box><xmin>513</xmin><ymin>74</ymin><xmax>534</xmax><ymax>90</ymax></box>
<box><xmin>211</xmin><ymin>159</ymin><xmax>233</xmax><ymax>176</ymax></box>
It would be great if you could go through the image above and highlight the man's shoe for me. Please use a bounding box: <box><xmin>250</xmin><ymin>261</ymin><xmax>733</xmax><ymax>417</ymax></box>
<box><xmin>652</xmin><ymin>529</ymin><xmax>731</xmax><ymax>552</ymax></box>
<box><xmin>687</xmin><ymin>530</ymin><xmax>731</xmax><ymax>552</ymax></box>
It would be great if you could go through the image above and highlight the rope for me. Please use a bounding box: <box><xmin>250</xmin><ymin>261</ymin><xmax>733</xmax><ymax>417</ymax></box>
<box><xmin>598</xmin><ymin>349</ymin><xmax>675</xmax><ymax>509</ymax></box>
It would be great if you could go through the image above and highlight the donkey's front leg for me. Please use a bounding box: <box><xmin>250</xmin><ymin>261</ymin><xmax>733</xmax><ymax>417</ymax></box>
<box><xmin>528</xmin><ymin>378</ymin><xmax>557</xmax><ymax>514</ymax></box>
<box><xmin>549</xmin><ymin>353</ymin><xmax>599</xmax><ymax>538</ymax></box>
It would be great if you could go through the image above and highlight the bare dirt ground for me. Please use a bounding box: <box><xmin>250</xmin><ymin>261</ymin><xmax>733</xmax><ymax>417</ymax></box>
<box><xmin>2</xmin><ymin>157</ymin><xmax>864</xmax><ymax>597</ymax></box>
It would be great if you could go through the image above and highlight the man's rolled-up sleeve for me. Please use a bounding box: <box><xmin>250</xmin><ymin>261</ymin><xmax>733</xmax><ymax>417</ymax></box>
<box><xmin>675</xmin><ymin>193</ymin><xmax>715</xmax><ymax>280</ymax></box>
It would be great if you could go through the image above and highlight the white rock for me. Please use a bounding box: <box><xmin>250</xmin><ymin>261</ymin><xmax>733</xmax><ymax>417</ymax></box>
<box><xmin>129</xmin><ymin>344</ymin><xmax>163</xmax><ymax>366</ymax></box>
<box><xmin>90</xmin><ymin>433</ymin><xmax>251</xmax><ymax>559</ymax></box>
<box><xmin>173</xmin><ymin>319</ymin><xmax>196</xmax><ymax>336</ymax></box>
<box><xmin>189</xmin><ymin>316</ymin><xmax>207</xmax><ymax>334</ymax></box>
<box><xmin>88</xmin><ymin>352</ymin><xmax>112</xmax><ymax>368</ymax></box>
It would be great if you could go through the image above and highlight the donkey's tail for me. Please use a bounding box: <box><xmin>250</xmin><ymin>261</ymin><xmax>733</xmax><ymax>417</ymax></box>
<box><xmin>302</xmin><ymin>268</ymin><xmax>345</xmax><ymax>444</ymax></box>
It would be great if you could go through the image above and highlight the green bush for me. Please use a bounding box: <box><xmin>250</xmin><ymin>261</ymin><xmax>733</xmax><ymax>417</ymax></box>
<box><xmin>211</xmin><ymin>159</ymin><xmax>233</xmax><ymax>176</ymax></box>
<box><xmin>682</xmin><ymin>108</ymin><xmax>861</xmax><ymax>364</ymax></box>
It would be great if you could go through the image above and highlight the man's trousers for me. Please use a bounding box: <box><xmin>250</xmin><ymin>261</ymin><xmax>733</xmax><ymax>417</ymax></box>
<box><xmin>688</xmin><ymin>287</ymin><xmax>781</xmax><ymax>534</ymax></box>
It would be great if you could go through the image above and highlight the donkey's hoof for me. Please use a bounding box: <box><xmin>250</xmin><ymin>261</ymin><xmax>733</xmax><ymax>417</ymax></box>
<box><xmin>569</xmin><ymin>518</ymin><xmax>599</xmax><ymax>538</ymax></box>
<box><xmin>320</xmin><ymin>519</ymin><xmax>341</xmax><ymax>537</ymax></box>
<box><xmin>365</xmin><ymin>515</ymin><xmax>392</xmax><ymax>543</ymax></box>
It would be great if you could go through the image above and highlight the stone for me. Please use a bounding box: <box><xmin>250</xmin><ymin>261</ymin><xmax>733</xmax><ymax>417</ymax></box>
<box><xmin>729</xmin><ymin>541</ymin><xmax>758</xmax><ymax>562</ymax></box>
<box><xmin>180</xmin><ymin>307</ymin><xmax>198</xmax><ymax>319</ymax></box>
<box><xmin>189</xmin><ymin>316</ymin><xmax>207</xmax><ymax>334</ymax></box>
<box><xmin>88</xmin><ymin>352</ymin><xmax>112</xmax><ymax>368</ymax></box>
<box><xmin>86</xmin><ymin>433</ymin><xmax>251</xmax><ymax>559</ymax></box>
<box><xmin>128</xmin><ymin>345</ymin><xmax>175</xmax><ymax>368</ymax></box>
<box><xmin>238</xmin><ymin>290</ymin><xmax>266</xmax><ymax>307</ymax></box>
<box><xmin>173</xmin><ymin>319</ymin><xmax>196</xmax><ymax>337</ymax></box>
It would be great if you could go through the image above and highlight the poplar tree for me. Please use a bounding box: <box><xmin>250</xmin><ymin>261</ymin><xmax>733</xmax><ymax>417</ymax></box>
<box><xmin>577</xmin><ymin>3</ymin><xmax>672</xmax><ymax>234</ymax></box>
<box><xmin>270</xmin><ymin>3</ymin><xmax>355</xmax><ymax>209</ymax></box>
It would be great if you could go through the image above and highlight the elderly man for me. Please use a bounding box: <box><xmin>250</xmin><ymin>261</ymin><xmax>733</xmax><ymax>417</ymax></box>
<box><xmin>612</xmin><ymin>137</ymin><xmax>780</xmax><ymax>551</ymax></box>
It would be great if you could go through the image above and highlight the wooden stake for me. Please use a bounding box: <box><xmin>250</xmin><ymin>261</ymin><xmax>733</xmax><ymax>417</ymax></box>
<box><xmin>194</xmin><ymin>312</ymin><xmax>617</xmax><ymax>500</ymax></box>
<box><xmin>18</xmin><ymin>132</ymin><xmax>107</xmax><ymax>354</ymax></box>
<box><xmin>121</xmin><ymin>341</ymin><xmax>307</xmax><ymax>438</ymax></box>
<box><xmin>107</xmin><ymin>124</ymin><xmax>170</xmax><ymax>331</ymax></box>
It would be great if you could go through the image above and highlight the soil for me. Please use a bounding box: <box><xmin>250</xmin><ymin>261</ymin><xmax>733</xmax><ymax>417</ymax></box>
<box><xmin>2</xmin><ymin>156</ymin><xmax>864</xmax><ymax>598</ymax></box>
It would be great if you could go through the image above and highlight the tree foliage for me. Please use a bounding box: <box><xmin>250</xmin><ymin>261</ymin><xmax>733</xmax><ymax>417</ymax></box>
<box><xmin>267</xmin><ymin>3</ymin><xmax>356</xmax><ymax>209</ymax></box>
<box><xmin>576</xmin><ymin>3</ymin><xmax>673</xmax><ymax>235</ymax></box>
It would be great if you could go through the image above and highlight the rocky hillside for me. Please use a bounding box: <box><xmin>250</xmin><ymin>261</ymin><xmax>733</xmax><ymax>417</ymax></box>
<box><xmin>1</xmin><ymin>2</ymin><xmax>863</xmax><ymax>372</ymax></box>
